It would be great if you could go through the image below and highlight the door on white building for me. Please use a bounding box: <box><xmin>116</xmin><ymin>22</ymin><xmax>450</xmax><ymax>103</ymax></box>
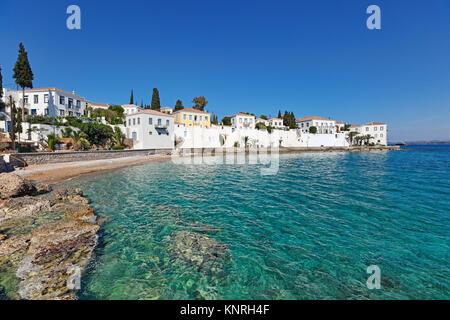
<box><xmin>132</xmin><ymin>131</ymin><xmax>137</xmax><ymax>140</ymax></box>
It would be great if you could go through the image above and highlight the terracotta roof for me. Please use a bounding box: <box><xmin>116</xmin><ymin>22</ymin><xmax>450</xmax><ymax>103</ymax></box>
<box><xmin>226</xmin><ymin>112</ymin><xmax>255</xmax><ymax>117</ymax></box>
<box><xmin>173</xmin><ymin>107</ymin><xmax>209</xmax><ymax>114</ymax></box>
<box><xmin>351</xmin><ymin>124</ymin><xmax>360</xmax><ymax>127</ymax></box>
<box><xmin>89</xmin><ymin>102</ymin><xmax>109</xmax><ymax>107</ymax></box>
<box><xmin>364</xmin><ymin>121</ymin><xmax>386</xmax><ymax>126</ymax></box>
<box><xmin>335</xmin><ymin>121</ymin><xmax>345</xmax><ymax>124</ymax></box>
<box><xmin>129</xmin><ymin>109</ymin><xmax>174</xmax><ymax>117</ymax></box>
<box><xmin>269</xmin><ymin>117</ymin><xmax>282</xmax><ymax>121</ymax></box>
<box><xmin>21</xmin><ymin>87</ymin><xmax>86</xmax><ymax>99</ymax></box>
<box><xmin>296</xmin><ymin>116</ymin><xmax>332</xmax><ymax>122</ymax></box>
<box><xmin>121</xmin><ymin>104</ymin><xmax>140</xmax><ymax>108</ymax></box>
<box><xmin>161</xmin><ymin>106</ymin><xmax>172</xmax><ymax>110</ymax></box>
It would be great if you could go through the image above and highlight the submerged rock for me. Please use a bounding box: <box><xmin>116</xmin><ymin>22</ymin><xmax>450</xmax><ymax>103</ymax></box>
<box><xmin>16</xmin><ymin>219</ymin><xmax>99</xmax><ymax>300</ymax></box>
<box><xmin>0</xmin><ymin>173</ymin><xmax>51</xmax><ymax>200</ymax></box>
<box><xmin>51</xmin><ymin>187</ymin><xmax>88</xmax><ymax>204</ymax></box>
<box><xmin>170</xmin><ymin>230</ymin><xmax>232</xmax><ymax>277</ymax></box>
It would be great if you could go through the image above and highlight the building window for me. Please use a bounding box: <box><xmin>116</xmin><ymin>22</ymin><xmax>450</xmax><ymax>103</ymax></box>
<box><xmin>44</xmin><ymin>108</ymin><xmax>49</xmax><ymax>115</ymax></box>
<box><xmin>183</xmin><ymin>114</ymin><xmax>187</xmax><ymax>120</ymax></box>
<box><xmin>374</xmin><ymin>127</ymin><xmax>378</xmax><ymax>131</ymax></box>
<box><xmin>137</xmin><ymin>117</ymin><xmax>140</xmax><ymax>125</ymax></box>
<box><xmin>184</xmin><ymin>131</ymin><xmax>187</xmax><ymax>137</ymax></box>
<box><xmin>166</xmin><ymin>119</ymin><xmax>169</xmax><ymax>126</ymax></box>
<box><xmin>133</xmin><ymin>118</ymin><xmax>135</xmax><ymax>125</ymax></box>
<box><xmin>33</xmin><ymin>95</ymin><xmax>38</xmax><ymax>104</ymax></box>
<box><xmin>24</xmin><ymin>96</ymin><xmax>29</xmax><ymax>104</ymax></box>
<box><xmin>60</xmin><ymin>96</ymin><xmax>65</xmax><ymax>105</ymax></box>
<box><xmin>158</xmin><ymin>118</ymin><xmax>162</xmax><ymax>126</ymax></box>
<box><xmin>200</xmin><ymin>116</ymin><xmax>202</xmax><ymax>121</ymax></box>
<box><xmin>69</xmin><ymin>111</ymin><xmax>73</xmax><ymax>116</ymax></box>
<box><xmin>205</xmin><ymin>116</ymin><xmax>208</xmax><ymax>121</ymax></box>
<box><xmin>76</xmin><ymin>100</ymin><xmax>81</xmax><ymax>108</ymax></box>
<box><xmin>149</xmin><ymin>131</ymin><xmax>152</xmax><ymax>135</ymax></box>
<box><xmin>380</xmin><ymin>127</ymin><xmax>384</xmax><ymax>131</ymax></box>
<box><xmin>44</xmin><ymin>94</ymin><xmax>49</xmax><ymax>103</ymax></box>
<box><xmin>128</xmin><ymin>119</ymin><xmax>131</xmax><ymax>126</ymax></box>
<box><xmin>60</xmin><ymin>110</ymin><xmax>65</xmax><ymax>116</ymax></box>
<box><xmin>149</xmin><ymin>117</ymin><xmax>153</xmax><ymax>125</ymax></box>
<box><xmin>189</xmin><ymin>115</ymin><xmax>192</xmax><ymax>121</ymax></box>
<box><xmin>31</xmin><ymin>109</ymin><xmax>37</xmax><ymax>115</ymax></box>
<box><xmin>366</xmin><ymin>127</ymin><xmax>369</xmax><ymax>131</ymax></box>
<box><xmin>239</xmin><ymin>118</ymin><xmax>242</xmax><ymax>123</ymax></box>
<box><xmin>68</xmin><ymin>98</ymin><xmax>73</xmax><ymax>108</ymax></box>
<box><xmin>380</xmin><ymin>134</ymin><xmax>383</xmax><ymax>137</ymax></box>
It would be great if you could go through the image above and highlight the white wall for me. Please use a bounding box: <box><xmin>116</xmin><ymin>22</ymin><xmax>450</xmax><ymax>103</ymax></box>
<box><xmin>174</xmin><ymin>126</ymin><xmax>350</xmax><ymax>149</ymax></box>
<box><xmin>126</xmin><ymin>112</ymin><xmax>174</xmax><ymax>149</ymax></box>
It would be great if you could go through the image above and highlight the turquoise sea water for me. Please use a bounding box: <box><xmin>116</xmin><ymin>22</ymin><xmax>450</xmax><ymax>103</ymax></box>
<box><xmin>70</xmin><ymin>145</ymin><xmax>450</xmax><ymax>300</ymax></box>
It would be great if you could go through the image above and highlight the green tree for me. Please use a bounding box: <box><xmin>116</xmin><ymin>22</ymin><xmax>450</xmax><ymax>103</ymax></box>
<box><xmin>129</xmin><ymin>89</ymin><xmax>134</xmax><ymax>104</ymax></box>
<box><xmin>9</xmin><ymin>102</ymin><xmax>23</xmax><ymax>142</ymax></box>
<box><xmin>192</xmin><ymin>96</ymin><xmax>208</xmax><ymax>111</ymax></box>
<box><xmin>80</xmin><ymin>122</ymin><xmax>114</xmax><ymax>146</ymax></box>
<box><xmin>348</xmin><ymin>131</ymin><xmax>359</xmax><ymax>145</ymax></box>
<box><xmin>174</xmin><ymin>99</ymin><xmax>184</xmax><ymax>112</ymax></box>
<box><xmin>13</xmin><ymin>43</ymin><xmax>34</xmax><ymax>120</ymax></box>
<box><xmin>283</xmin><ymin>111</ymin><xmax>289</xmax><ymax>126</ymax></box>
<box><xmin>255</xmin><ymin>122</ymin><xmax>267</xmax><ymax>130</ymax></box>
<box><xmin>309</xmin><ymin>126</ymin><xmax>317</xmax><ymax>134</ymax></box>
<box><xmin>211</xmin><ymin>114</ymin><xmax>219</xmax><ymax>125</ymax></box>
<box><xmin>277</xmin><ymin>110</ymin><xmax>282</xmax><ymax>118</ymax></box>
<box><xmin>221</xmin><ymin>117</ymin><xmax>231</xmax><ymax>126</ymax></box>
<box><xmin>113</xmin><ymin>126</ymin><xmax>125</xmax><ymax>146</ymax></box>
<box><xmin>151</xmin><ymin>88</ymin><xmax>161</xmax><ymax>111</ymax></box>
<box><xmin>260</xmin><ymin>115</ymin><xmax>268</xmax><ymax>120</ymax></box>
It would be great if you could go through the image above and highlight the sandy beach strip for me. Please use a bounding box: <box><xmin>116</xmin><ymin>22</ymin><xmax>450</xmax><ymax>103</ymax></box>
<box><xmin>15</xmin><ymin>154</ymin><xmax>173</xmax><ymax>184</ymax></box>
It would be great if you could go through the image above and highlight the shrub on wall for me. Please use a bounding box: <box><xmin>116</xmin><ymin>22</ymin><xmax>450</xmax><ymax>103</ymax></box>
<box><xmin>309</xmin><ymin>126</ymin><xmax>317</xmax><ymax>134</ymax></box>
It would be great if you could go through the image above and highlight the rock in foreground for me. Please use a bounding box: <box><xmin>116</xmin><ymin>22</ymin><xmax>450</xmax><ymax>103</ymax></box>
<box><xmin>0</xmin><ymin>174</ymin><xmax>99</xmax><ymax>300</ymax></box>
<box><xmin>170</xmin><ymin>230</ymin><xmax>232</xmax><ymax>277</ymax></box>
<box><xmin>0</xmin><ymin>173</ymin><xmax>51</xmax><ymax>200</ymax></box>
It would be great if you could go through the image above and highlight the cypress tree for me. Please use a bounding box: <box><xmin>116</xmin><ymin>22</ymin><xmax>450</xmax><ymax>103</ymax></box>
<box><xmin>140</xmin><ymin>100</ymin><xmax>143</xmax><ymax>108</ymax></box>
<box><xmin>12</xmin><ymin>43</ymin><xmax>34</xmax><ymax>120</ymax></box>
<box><xmin>277</xmin><ymin>110</ymin><xmax>282</xmax><ymax>119</ymax></box>
<box><xmin>129</xmin><ymin>89</ymin><xmax>134</xmax><ymax>104</ymax></box>
<box><xmin>174</xmin><ymin>99</ymin><xmax>184</xmax><ymax>112</ymax></box>
<box><xmin>151</xmin><ymin>88</ymin><xmax>161</xmax><ymax>111</ymax></box>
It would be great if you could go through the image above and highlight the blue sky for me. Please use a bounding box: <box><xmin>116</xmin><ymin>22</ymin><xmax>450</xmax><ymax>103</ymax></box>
<box><xmin>1</xmin><ymin>0</ymin><xmax>449</xmax><ymax>141</ymax></box>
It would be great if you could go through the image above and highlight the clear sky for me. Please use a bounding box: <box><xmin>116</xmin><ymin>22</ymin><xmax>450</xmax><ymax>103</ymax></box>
<box><xmin>1</xmin><ymin>0</ymin><xmax>449</xmax><ymax>141</ymax></box>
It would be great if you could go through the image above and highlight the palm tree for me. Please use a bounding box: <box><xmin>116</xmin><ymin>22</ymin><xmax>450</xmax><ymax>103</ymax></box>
<box><xmin>243</xmin><ymin>136</ymin><xmax>249</xmax><ymax>148</ymax></box>
<box><xmin>46</xmin><ymin>133</ymin><xmax>60</xmax><ymax>151</ymax></box>
<box><xmin>62</xmin><ymin>127</ymin><xmax>73</xmax><ymax>138</ymax></box>
<box><xmin>364</xmin><ymin>134</ymin><xmax>374</xmax><ymax>145</ymax></box>
<box><xmin>348</xmin><ymin>131</ymin><xmax>359</xmax><ymax>145</ymax></box>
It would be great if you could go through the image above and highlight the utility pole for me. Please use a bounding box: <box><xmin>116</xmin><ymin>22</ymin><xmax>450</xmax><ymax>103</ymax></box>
<box><xmin>10</xmin><ymin>95</ymin><xmax>15</xmax><ymax>151</ymax></box>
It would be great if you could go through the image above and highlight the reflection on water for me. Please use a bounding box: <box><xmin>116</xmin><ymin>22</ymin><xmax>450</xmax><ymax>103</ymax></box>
<box><xmin>68</xmin><ymin>146</ymin><xmax>449</xmax><ymax>300</ymax></box>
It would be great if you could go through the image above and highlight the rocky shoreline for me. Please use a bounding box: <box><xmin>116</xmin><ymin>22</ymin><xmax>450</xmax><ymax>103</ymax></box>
<box><xmin>0</xmin><ymin>173</ymin><xmax>100</xmax><ymax>300</ymax></box>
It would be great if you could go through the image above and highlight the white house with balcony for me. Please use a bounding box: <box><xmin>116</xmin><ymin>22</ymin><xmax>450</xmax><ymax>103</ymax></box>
<box><xmin>227</xmin><ymin>113</ymin><xmax>256</xmax><ymax>129</ymax></box>
<box><xmin>296</xmin><ymin>116</ymin><xmax>336</xmax><ymax>134</ymax></box>
<box><xmin>125</xmin><ymin>109</ymin><xmax>174</xmax><ymax>149</ymax></box>
<box><xmin>4</xmin><ymin>88</ymin><xmax>87</xmax><ymax>118</ymax></box>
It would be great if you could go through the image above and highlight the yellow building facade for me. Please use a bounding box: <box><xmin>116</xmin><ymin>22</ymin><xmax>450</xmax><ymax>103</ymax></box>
<box><xmin>173</xmin><ymin>108</ymin><xmax>211</xmax><ymax>128</ymax></box>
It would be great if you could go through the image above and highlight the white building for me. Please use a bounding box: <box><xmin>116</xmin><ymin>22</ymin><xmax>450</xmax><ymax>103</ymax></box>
<box><xmin>268</xmin><ymin>117</ymin><xmax>284</xmax><ymax>129</ymax></box>
<box><xmin>88</xmin><ymin>102</ymin><xmax>109</xmax><ymax>110</ymax></box>
<box><xmin>353</xmin><ymin>122</ymin><xmax>388</xmax><ymax>146</ymax></box>
<box><xmin>121</xmin><ymin>104</ymin><xmax>142</xmax><ymax>116</ymax></box>
<box><xmin>160</xmin><ymin>106</ymin><xmax>173</xmax><ymax>114</ymax></box>
<box><xmin>226</xmin><ymin>113</ymin><xmax>256</xmax><ymax>129</ymax></box>
<box><xmin>125</xmin><ymin>109</ymin><xmax>174</xmax><ymax>149</ymax></box>
<box><xmin>3</xmin><ymin>88</ymin><xmax>87</xmax><ymax>118</ymax></box>
<box><xmin>296</xmin><ymin>116</ymin><xmax>336</xmax><ymax>134</ymax></box>
<box><xmin>255</xmin><ymin>118</ymin><xmax>269</xmax><ymax>126</ymax></box>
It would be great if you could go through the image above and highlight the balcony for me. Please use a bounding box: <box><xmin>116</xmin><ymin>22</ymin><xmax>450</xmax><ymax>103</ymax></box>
<box><xmin>155</xmin><ymin>123</ymin><xmax>167</xmax><ymax>129</ymax></box>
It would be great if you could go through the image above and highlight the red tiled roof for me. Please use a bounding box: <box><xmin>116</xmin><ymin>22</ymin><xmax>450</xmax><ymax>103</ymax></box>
<box><xmin>335</xmin><ymin>121</ymin><xmax>345</xmax><ymax>124</ymax></box>
<box><xmin>130</xmin><ymin>109</ymin><xmax>174</xmax><ymax>117</ymax></box>
<box><xmin>22</xmin><ymin>87</ymin><xmax>85</xmax><ymax>99</ymax></box>
<box><xmin>121</xmin><ymin>104</ymin><xmax>140</xmax><ymax>108</ymax></box>
<box><xmin>226</xmin><ymin>112</ymin><xmax>255</xmax><ymax>117</ymax></box>
<box><xmin>364</xmin><ymin>121</ymin><xmax>386</xmax><ymax>126</ymax></box>
<box><xmin>173</xmin><ymin>107</ymin><xmax>209</xmax><ymax>114</ymax></box>
<box><xmin>351</xmin><ymin>124</ymin><xmax>360</xmax><ymax>127</ymax></box>
<box><xmin>89</xmin><ymin>102</ymin><xmax>109</xmax><ymax>107</ymax></box>
<box><xmin>296</xmin><ymin>116</ymin><xmax>331</xmax><ymax>122</ymax></box>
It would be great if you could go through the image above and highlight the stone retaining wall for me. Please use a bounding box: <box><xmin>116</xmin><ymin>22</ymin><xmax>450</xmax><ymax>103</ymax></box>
<box><xmin>10</xmin><ymin>149</ymin><xmax>173</xmax><ymax>165</ymax></box>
